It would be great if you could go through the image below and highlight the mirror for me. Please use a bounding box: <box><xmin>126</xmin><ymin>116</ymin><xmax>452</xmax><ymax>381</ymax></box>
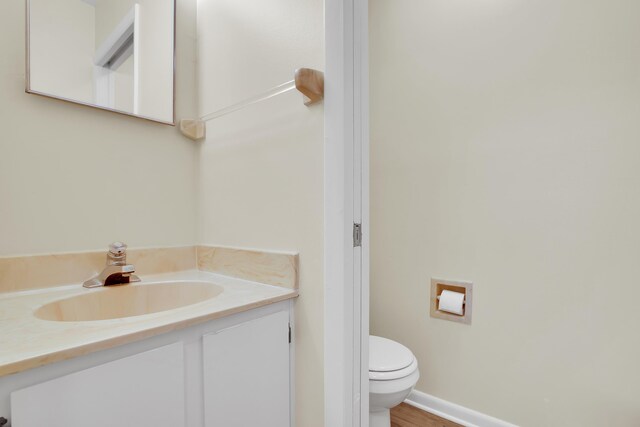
<box><xmin>27</xmin><ymin>0</ymin><xmax>176</xmax><ymax>125</ymax></box>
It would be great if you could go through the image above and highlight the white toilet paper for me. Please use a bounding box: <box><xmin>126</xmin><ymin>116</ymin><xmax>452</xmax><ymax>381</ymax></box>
<box><xmin>438</xmin><ymin>290</ymin><xmax>465</xmax><ymax>315</ymax></box>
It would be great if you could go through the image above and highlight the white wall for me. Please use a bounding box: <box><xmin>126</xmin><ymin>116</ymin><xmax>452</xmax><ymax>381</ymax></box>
<box><xmin>196</xmin><ymin>0</ymin><xmax>324</xmax><ymax>425</ymax></box>
<box><xmin>135</xmin><ymin>0</ymin><xmax>175</xmax><ymax>123</ymax></box>
<box><xmin>113</xmin><ymin>55</ymin><xmax>135</xmax><ymax>113</ymax></box>
<box><xmin>95</xmin><ymin>0</ymin><xmax>175</xmax><ymax>122</ymax></box>
<box><xmin>0</xmin><ymin>0</ymin><xmax>197</xmax><ymax>256</ymax></box>
<box><xmin>370</xmin><ymin>1</ymin><xmax>640</xmax><ymax>426</ymax></box>
<box><xmin>95</xmin><ymin>0</ymin><xmax>136</xmax><ymax>46</ymax></box>
<box><xmin>29</xmin><ymin>0</ymin><xmax>95</xmax><ymax>104</ymax></box>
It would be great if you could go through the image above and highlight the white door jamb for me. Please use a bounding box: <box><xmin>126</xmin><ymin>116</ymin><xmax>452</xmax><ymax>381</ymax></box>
<box><xmin>324</xmin><ymin>0</ymin><xmax>369</xmax><ymax>424</ymax></box>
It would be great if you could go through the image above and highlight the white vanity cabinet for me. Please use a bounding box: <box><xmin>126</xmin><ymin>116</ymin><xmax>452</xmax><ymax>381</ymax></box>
<box><xmin>203</xmin><ymin>310</ymin><xmax>291</xmax><ymax>427</ymax></box>
<box><xmin>11</xmin><ymin>343</ymin><xmax>186</xmax><ymax>427</ymax></box>
<box><xmin>0</xmin><ymin>301</ymin><xmax>293</xmax><ymax>427</ymax></box>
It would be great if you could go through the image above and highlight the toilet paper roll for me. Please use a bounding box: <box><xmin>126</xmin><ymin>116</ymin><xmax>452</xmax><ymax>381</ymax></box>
<box><xmin>438</xmin><ymin>290</ymin><xmax>465</xmax><ymax>315</ymax></box>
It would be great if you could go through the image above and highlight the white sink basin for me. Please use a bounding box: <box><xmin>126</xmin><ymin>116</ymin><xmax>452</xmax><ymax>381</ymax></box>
<box><xmin>35</xmin><ymin>281</ymin><xmax>224</xmax><ymax>322</ymax></box>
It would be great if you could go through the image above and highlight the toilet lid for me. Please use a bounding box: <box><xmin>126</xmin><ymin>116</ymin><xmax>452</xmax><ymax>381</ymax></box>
<box><xmin>369</xmin><ymin>336</ymin><xmax>415</xmax><ymax>373</ymax></box>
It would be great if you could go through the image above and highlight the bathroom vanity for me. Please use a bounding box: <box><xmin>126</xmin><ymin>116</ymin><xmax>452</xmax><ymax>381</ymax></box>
<box><xmin>0</xmin><ymin>271</ymin><xmax>296</xmax><ymax>427</ymax></box>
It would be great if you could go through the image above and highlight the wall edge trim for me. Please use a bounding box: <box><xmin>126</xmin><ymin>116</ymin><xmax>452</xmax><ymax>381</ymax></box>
<box><xmin>405</xmin><ymin>389</ymin><xmax>519</xmax><ymax>427</ymax></box>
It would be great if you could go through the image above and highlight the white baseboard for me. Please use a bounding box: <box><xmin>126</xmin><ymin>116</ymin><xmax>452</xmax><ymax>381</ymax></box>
<box><xmin>405</xmin><ymin>389</ymin><xmax>519</xmax><ymax>427</ymax></box>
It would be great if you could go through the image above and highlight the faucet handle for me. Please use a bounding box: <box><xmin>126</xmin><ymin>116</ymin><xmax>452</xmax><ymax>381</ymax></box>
<box><xmin>109</xmin><ymin>242</ymin><xmax>128</xmax><ymax>255</ymax></box>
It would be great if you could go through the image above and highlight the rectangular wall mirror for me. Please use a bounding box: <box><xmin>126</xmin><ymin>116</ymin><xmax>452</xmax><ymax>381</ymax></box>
<box><xmin>26</xmin><ymin>0</ymin><xmax>176</xmax><ymax>125</ymax></box>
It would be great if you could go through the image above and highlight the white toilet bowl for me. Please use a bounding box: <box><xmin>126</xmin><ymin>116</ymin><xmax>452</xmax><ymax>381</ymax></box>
<box><xmin>369</xmin><ymin>336</ymin><xmax>419</xmax><ymax>427</ymax></box>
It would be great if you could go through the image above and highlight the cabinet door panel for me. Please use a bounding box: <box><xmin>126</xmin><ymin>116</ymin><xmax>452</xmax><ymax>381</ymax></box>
<box><xmin>203</xmin><ymin>311</ymin><xmax>290</xmax><ymax>427</ymax></box>
<box><xmin>11</xmin><ymin>342</ymin><xmax>185</xmax><ymax>427</ymax></box>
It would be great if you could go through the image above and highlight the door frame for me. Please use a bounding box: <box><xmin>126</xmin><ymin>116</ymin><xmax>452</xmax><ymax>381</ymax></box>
<box><xmin>324</xmin><ymin>0</ymin><xmax>369</xmax><ymax>424</ymax></box>
<box><xmin>93</xmin><ymin>5</ymin><xmax>140</xmax><ymax>113</ymax></box>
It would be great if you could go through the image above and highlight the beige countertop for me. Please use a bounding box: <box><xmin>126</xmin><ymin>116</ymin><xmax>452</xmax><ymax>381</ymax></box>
<box><xmin>0</xmin><ymin>270</ymin><xmax>297</xmax><ymax>377</ymax></box>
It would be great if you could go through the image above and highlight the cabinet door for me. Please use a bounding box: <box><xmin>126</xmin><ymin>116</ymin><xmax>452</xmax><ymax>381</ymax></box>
<box><xmin>203</xmin><ymin>311</ymin><xmax>290</xmax><ymax>427</ymax></box>
<box><xmin>11</xmin><ymin>342</ymin><xmax>185</xmax><ymax>427</ymax></box>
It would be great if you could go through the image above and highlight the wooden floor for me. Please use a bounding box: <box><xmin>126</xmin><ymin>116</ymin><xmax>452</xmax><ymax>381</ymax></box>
<box><xmin>390</xmin><ymin>403</ymin><xmax>463</xmax><ymax>427</ymax></box>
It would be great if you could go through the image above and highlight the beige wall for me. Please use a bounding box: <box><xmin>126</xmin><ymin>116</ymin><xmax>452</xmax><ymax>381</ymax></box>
<box><xmin>370</xmin><ymin>0</ymin><xmax>640</xmax><ymax>426</ymax></box>
<box><xmin>29</xmin><ymin>0</ymin><xmax>95</xmax><ymax>104</ymax></box>
<box><xmin>196</xmin><ymin>0</ymin><xmax>324</xmax><ymax>425</ymax></box>
<box><xmin>0</xmin><ymin>0</ymin><xmax>197</xmax><ymax>256</ymax></box>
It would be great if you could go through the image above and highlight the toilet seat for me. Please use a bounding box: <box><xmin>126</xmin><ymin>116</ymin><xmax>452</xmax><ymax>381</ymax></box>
<box><xmin>369</xmin><ymin>336</ymin><xmax>417</xmax><ymax>381</ymax></box>
<box><xmin>369</xmin><ymin>358</ymin><xmax>418</xmax><ymax>381</ymax></box>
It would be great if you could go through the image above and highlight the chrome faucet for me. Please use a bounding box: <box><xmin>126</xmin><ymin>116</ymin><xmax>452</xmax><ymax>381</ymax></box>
<box><xmin>83</xmin><ymin>242</ymin><xmax>141</xmax><ymax>288</ymax></box>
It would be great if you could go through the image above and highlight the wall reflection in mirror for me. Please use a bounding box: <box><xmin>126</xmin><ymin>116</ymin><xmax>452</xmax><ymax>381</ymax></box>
<box><xmin>27</xmin><ymin>0</ymin><xmax>175</xmax><ymax>124</ymax></box>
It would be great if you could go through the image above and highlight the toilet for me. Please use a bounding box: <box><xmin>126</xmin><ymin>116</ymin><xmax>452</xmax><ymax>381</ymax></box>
<box><xmin>369</xmin><ymin>336</ymin><xmax>420</xmax><ymax>427</ymax></box>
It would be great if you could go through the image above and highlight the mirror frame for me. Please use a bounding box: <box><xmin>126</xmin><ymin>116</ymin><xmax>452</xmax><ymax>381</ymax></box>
<box><xmin>25</xmin><ymin>0</ymin><xmax>177</xmax><ymax>126</ymax></box>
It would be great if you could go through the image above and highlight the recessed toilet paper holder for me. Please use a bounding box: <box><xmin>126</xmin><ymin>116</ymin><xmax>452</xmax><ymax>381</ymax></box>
<box><xmin>430</xmin><ymin>278</ymin><xmax>473</xmax><ymax>325</ymax></box>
